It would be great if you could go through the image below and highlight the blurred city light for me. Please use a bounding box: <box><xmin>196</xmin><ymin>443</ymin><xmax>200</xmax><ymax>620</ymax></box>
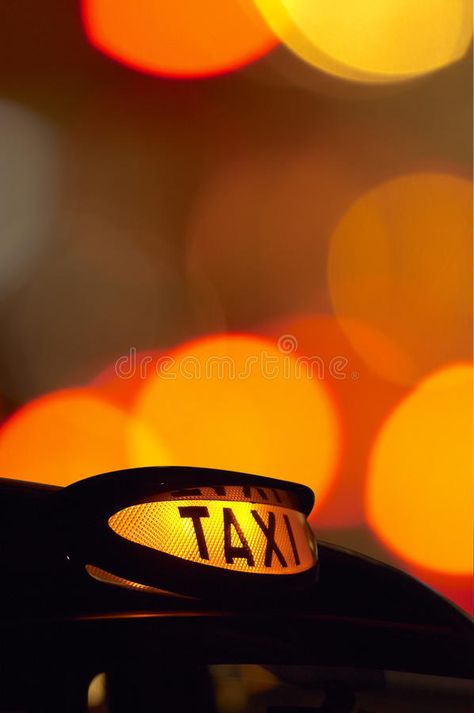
<box><xmin>88</xmin><ymin>673</ymin><xmax>106</xmax><ymax>709</ymax></box>
<box><xmin>328</xmin><ymin>172</ymin><xmax>473</xmax><ymax>385</ymax></box>
<box><xmin>91</xmin><ymin>348</ymin><xmax>163</xmax><ymax>408</ymax></box>
<box><xmin>254</xmin><ymin>0</ymin><xmax>473</xmax><ymax>83</ymax></box>
<box><xmin>264</xmin><ymin>314</ymin><xmax>407</xmax><ymax>528</ymax></box>
<box><xmin>130</xmin><ymin>333</ymin><xmax>340</xmax><ymax>508</ymax></box>
<box><xmin>0</xmin><ymin>388</ymin><xmax>167</xmax><ymax>486</ymax></box>
<box><xmin>0</xmin><ymin>241</ymin><xmax>182</xmax><ymax>401</ymax></box>
<box><xmin>366</xmin><ymin>363</ymin><xmax>473</xmax><ymax>575</ymax></box>
<box><xmin>0</xmin><ymin>100</ymin><xmax>60</xmax><ymax>293</ymax></box>
<box><xmin>82</xmin><ymin>0</ymin><xmax>278</xmax><ymax>77</ymax></box>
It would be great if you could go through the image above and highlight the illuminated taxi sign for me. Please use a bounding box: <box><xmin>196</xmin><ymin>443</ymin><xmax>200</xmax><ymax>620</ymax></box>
<box><xmin>109</xmin><ymin>486</ymin><xmax>316</xmax><ymax>575</ymax></box>
<box><xmin>58</xmin><ymin>467</ymin><xmax>318</xmax><ymax>598</ymax></box>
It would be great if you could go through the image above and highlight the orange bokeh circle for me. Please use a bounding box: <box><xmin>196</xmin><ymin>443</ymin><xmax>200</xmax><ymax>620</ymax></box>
<box><xmin>91</xmin><ymin>349</ymin><xmax>164</xmax><ymax>409</ymax></box>
<box><xmin>130</xmin><ymin>333</ymin><xmax>340</xmax><ymax>509</ymax></box>
<box><xmin>0</xmin><ymin>388</ymin><xmax>168</xmax><ymax>486</ymax></box>
<box><xmin>264</xmin><ymin>314</ymin><xmax>408</xmax><ymax>528</ymax></box>
<box><xmin>366</xmin><ymin>363</ymin><xmax>473</xmax><ymax>575</ymax></box>
<box><xmin>82</xmin><ymin>0</ymin><xmax>278</xmax><ymax>78</ymax></box>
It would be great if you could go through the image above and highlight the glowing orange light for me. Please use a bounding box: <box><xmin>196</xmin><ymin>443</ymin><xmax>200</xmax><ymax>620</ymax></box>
<box><xmin>82</xmin><ymin>0</ymin><xmax>278</xmax><ymax>78</ymax></box>
<box><xmin>328</xmin><ymin>173</ymin><xmax>473</xmax><ymax>385</ymax></box>
<box><xmin>366</xmin><ymin>364</ymin><xmax>473</xmax><ymax>575</ymax></box>
<box><xmin>130</xmin><ymin>334</ymin><xmax>340</xmax><ymax>510</ymax></box>
<box><xmin>265</xmin><ymin>315</ymin><xmax>408</xmax><ymax>528</ymax></box>
<box><xmin>0</xmin><ymin>388</ymin><xmax>168</xmax><ymax>486</ymax></box>
<box><xmin>91</xmin><ymin>349</ymin><xmax>162</xmax><ymax>409</ymax></box>
<box><xmin>255</xmin><ymin>0</ymin><xmax>472</xmax><ymax>83</ymax></box>
<box><xmin>110</xmin><ymin>498</ymin><xmax>316</xmax><ymax>574</ymax></box>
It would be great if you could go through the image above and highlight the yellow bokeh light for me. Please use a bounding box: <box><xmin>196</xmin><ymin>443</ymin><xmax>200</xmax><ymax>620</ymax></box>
<box><xmin>130</xmin><ymin>334</ymin><xmax>340</xmax><ymax>509</ymax></box>
<box><xmin>366</xmin><ymin>363</ymin><xmax>473</xmax><ymax>575</ymax></box>
<box><xmin>328</xmin><ymin>172</ymin><xmax>473</xmax><ymax>385</ymax></box>
<box><xmin>88</xmin><ymin>673</ymin><xmax>106</xmax><ymax>709</ymax></box>
<box><xmin>255</xmin><ymin>0</ymin><xmax>472</xmax><ymax>82</ymax></box>
<box><xmin>0</xmin><ymin>388</ymin><xmax>168</xmax><ymax>486</ymax></box>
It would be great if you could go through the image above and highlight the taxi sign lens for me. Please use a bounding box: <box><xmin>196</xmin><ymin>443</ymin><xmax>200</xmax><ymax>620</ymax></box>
<box><xmin>108</xmin><ymin>492</ymin><xmax>316</xmax><ymax>575</ymax></box>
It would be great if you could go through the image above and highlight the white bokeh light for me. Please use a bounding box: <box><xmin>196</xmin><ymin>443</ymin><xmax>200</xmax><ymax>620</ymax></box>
<box><xmin>0</xmin><ymin>100</ymin><xmax>60</xmax><ymax>291</ymax></box>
